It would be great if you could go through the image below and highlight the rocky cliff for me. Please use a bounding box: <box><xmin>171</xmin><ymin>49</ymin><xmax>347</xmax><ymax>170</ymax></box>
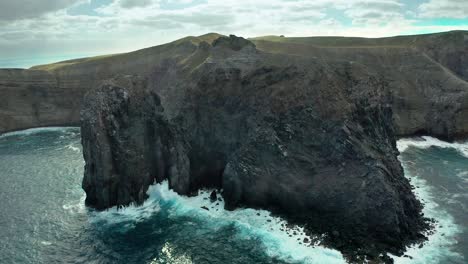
<box><xmin>80</xmin><ymin>36</ymin><xmax>430</xmax><ymax>262</ymax></box>
<box><xmin>2</xmin><ymin>31</ymin><xmax>468</xmax><ymax>262</ymax></box>
<box><xmin>251</xmin><ymin>31</ymin><xmax>468</xmax><ymax>140</ymax></box>
<box><xmin>81</xmin><ymin>76</ymin><xmax>190</xmax><ymax>209</ymax></box>
<box><xmin>0</xmin><ymin>69</ymin><xmax>85</xmax><ymax>132</ymax></box>
<box><xmin>1</xmin><ymin>31</ymin><xmax>467</xmax><ymax>139</ymax></box>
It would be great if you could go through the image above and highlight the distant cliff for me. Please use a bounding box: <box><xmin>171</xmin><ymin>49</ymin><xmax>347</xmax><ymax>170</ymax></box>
<box><xmin>1</xmin><ymin>31</ymin><xmax>467</xmax><ymax>139</ymax></box>
<box><xmin>0</xmin><ymin>69</ymin><xmax>84</xmax><ymax>132</ymax></box>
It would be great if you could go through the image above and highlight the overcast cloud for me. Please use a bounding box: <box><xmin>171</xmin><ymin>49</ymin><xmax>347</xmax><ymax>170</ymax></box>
<box><xmin>0</xmin><ymin>0</ymin><xmax>82</xmax><ymax>21</ymax></box>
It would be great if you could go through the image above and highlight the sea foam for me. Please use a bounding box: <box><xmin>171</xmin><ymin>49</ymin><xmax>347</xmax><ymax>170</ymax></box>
<box><xmin>89</xmin><ymin>181</ymin><xmax>345</xmax><ymax>264</ymax></box>
<box><xmin>0</xmin><ymin>127</ymin><xmax>79</xmax><ymax>139</ymax></box>
<box><xmin>78</xmin><ymin>134</ymin><xmax>466</xmax><ymax>263</ymax></box>
<box><xmin>391</xmin><ymin>138</ymin><xmax>465</xmax><ymax>264</ymax></box>
<box><xmin>397</xmin><ymin>136</ymin><xmax>468</xmax><ymax>158</ymax></box>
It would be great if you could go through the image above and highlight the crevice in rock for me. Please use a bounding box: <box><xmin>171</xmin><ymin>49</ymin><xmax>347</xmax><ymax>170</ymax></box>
<box><xmin>187</xmin><ymin>149</ymin><xmax>226</xmax><ymax>193</ymax></box>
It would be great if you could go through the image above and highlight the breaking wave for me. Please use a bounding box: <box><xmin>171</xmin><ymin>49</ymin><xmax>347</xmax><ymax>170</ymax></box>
<box><xmin>397</xmin><ymin>136</ymin><xmax>468</xmax><ymax>158</ymax></box>
<box><xmin>391</xmin><ymin>137</ymin><xmax>466</xmax><ymax>264</ymax></box>
<box><xmin>0</xmin><ymin>126</ymin><xmax>79</xmax><ymax>139</ymax></box>
<box><xmin>89</xmin><ymin>181</ymin><xmax>346</xmax><ymax>264</ymax></box>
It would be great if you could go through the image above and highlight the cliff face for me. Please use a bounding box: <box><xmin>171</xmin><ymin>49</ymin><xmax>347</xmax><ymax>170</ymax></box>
<box><xmin>0</xmin><ymin>34</ymin><xmax>218</xmax><ymax>133</ymax></box>
<box><xmin>0</xmin><ymin>69</ymin><xmax>85</xmax><ymax>132</ymax></box>
<box><xmin>81</xmin><ymin>77</ymin><xmax>189</xmax><ymax>210</ymax></box>
<box><xmin>1</xmin><ymin>31</ymin><xmax>467</xmax><ymax>139</ymax></box>
<box><xmin>80</xmin><ymin>36</ymin><xmax>427</xmax><ymax>261</ymax></box>
<box><xmin>251</xmin><ymin>31</ymin><xmax>468</xmax><ymax>140</ymax></box>
<box><xmin>2</xmin><ymin>31</ymin><xmax>467</xmax><ymax>261</ymax></box>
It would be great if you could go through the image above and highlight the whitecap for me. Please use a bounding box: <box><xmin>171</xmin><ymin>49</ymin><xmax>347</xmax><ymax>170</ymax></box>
<box><xmin>65</xmin><ymin>144</ymin><xmax>81</xmax><ymax>152</ymax></box>
<box><xmin>390</xmin><ymin>175</ymin><xmax>463</xmax><ymax>263</ymax></box>
<box><xmin>391</xmin><ymin>139</ymin><xmax>465</xmax><ymax>263</ymax></box>
<box><xmin>0</xmin><ymin>127</ymin><xmax>79</xmax><ymax>139</ymax></box>
<box><xmin>63</xmin><ymin>194</ymin><xmax>86</xmax><ymax>215</ymax></box>
<box><xmin>397</xmin><ymin>136</ymin><xmax>468</xmax><ymax>158</ymax></box>
<box><xmin>150</xmin><ymin>242</ymin><xmax>193</xmax><ymax>264</ymax></box>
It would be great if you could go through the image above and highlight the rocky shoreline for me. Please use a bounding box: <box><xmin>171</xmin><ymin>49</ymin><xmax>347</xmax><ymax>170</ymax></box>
<box><xmin>1</xmin><ymin>32</ymin><xmax>467</xmax><ymax>263</ymax></box>
<box><xmin>80</xmin><ymin>35</ymin><xmax>435</xmax><ymax>262</ymax></box>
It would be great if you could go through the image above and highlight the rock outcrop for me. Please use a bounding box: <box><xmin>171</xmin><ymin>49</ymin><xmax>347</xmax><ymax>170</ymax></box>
<box><xmin>81</xmin><ymin>77</ymin><xmax>189</xmax><ymax>209</ymax></box>
<box><xmin>79</xmin><ymin>35</ymin><xmax>432</xmax><ymax>261</ymax></box>
<box><xmin>250</xmin><ymin>31</ymin><xmax>468</xmax><ymax>141</ymax></box>
<box><xmin>0</xmin><ymin>69</ymin><xmax>85</xmax><ymax>132</ymax></box>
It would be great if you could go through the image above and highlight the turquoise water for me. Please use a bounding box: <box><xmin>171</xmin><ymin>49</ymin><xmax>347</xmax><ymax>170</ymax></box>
<box><xmin>0</xmin><ymin>128</ymin><xmax>466</xmax><ymax>263</ymax></box>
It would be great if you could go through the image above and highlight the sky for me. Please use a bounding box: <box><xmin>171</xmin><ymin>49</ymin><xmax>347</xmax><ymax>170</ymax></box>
<box><xmin>0</xmin><ymin>0</ymin><xmax>467</xmax><ymax>68</ymax></box>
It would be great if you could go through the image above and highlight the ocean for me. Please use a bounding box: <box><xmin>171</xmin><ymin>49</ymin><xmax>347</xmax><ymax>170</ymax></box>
<box><xmin>0</xmin><ymin>128</ymin><xmax>466</xmax><ymax>264</ymax></box>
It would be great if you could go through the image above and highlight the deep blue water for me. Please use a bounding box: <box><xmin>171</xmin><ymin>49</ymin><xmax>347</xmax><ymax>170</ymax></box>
<box><xmin>0</xmin><ymin>128</ymin><xmax>466</xmax><ymax>264</ymax></box>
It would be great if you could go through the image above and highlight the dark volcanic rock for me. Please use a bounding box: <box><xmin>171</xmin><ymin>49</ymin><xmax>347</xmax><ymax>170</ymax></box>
<box><xmin>80</xmin><ymin>76</ymin><xmax>189</xmax><ymax>209</ymax></box>
<box><xmin>2</xmin><ymin>31</ymin><xmax>467</xmax><ymax>140</ymax></box>
<box><xmin>79</xmin><ymin>37</ymin><xmax>429</xmax><ymax>260</ymax></box>
<box><xmin>209</xmin><ymin>190</ymin><xmax>217</xmax><ymax>202</ymax></box>
<box><xmin>6</xmin><ymin>32</ymin><xmax>467</xmax><ymax>261</ymax></box>
<box><xmin>212</xmin><ymin>34</ymin><xmax>256</xmax><ymax>51</ymax></box>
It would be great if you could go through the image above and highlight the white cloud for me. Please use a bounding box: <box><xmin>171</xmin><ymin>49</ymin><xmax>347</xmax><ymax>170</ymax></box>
<box><xmin>119</xmin><ymin>0</ymin><xmax>155</xmax><ymax>9</ymax></box>
<box><xmin>0</xmin><ymin>0</ymin><xmax>85</xmax><ymax>21</ymax></box>
<box><xmin>0</xmin><ymin>0</ymin><xmax>466</xmax><ymax>67</ymax></box>
<box><xmin>419</xmin><ymin>0</ymin><xmax>468</xmax><ymax>18</ymax></box>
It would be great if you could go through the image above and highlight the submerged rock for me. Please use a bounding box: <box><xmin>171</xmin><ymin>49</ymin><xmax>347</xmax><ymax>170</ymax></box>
<box><xmin>209</xmin><ymin>190</ymin><xmax>217</xmax><ymax>202</ymax></box>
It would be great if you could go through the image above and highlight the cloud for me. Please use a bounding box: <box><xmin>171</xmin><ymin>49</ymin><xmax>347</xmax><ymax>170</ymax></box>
<box><xmin>119</xmin><ymin>0</ymin><xmax>155</xmax><ymax>9</ymax></box>
<box><xmin>341</xmin><ymin>0</ymin><xmax>405</xmax><ymax>25</ymax></box>
<box><xmin>0</xmin><ymin>0</ymin><xmax>466</xmax><ymax>68</ymax></box>
<box><xmin>0</xmin><ymin>0</ymin><xmax>83</xmax><ymax>21</ymax></box>
<box><xmin>419</xmin><ymin>0</ymin><xmax>468</xmax><ymax>18</ymax></box>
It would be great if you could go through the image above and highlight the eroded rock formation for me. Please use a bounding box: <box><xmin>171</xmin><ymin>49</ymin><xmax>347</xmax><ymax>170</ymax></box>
<box><xmin>2</xmin><ymin>32</ymin><xmax>467</xmax><ymax>262</ymax></box>
<box><xmin>80</xmin><ymin>35</ymin><xmax>433</xmax><ymax>261</ymax></box>
<box><xmin>81</xmin><ymin>77</ymin><xmax>190</xmax><ymax>209</ymax></box>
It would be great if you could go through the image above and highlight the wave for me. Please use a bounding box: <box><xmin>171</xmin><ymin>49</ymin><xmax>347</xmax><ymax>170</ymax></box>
<box><xmin>89</xmin><ymin>181</ymin><xmax>346</xmax><ymax>264</ymax></box>
<box><xmin>397</xmin><ymin>136</ymin><xmax>468</xmax><ymax>158</ymax></box>
<box><xmin>0</xmin><ymin>127</ymin><xmax>80</xmax><ymax>139</ymax></box>
<box><xmin>391</xmin><ymin>138</ymin><xmax>465</xmax><ymax>263</ymax></box>
<box><xmin>65</xmin><ymin>134</ymin><xmax>466</xmax><ymax>263</ymax></box>
<box><xmin>65</xmin><ymin>144</ymin><xmax>81</xmax><ymax>152</ymax></box>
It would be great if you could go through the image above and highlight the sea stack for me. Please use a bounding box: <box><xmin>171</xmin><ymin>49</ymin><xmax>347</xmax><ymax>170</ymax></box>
<box><xmin>79</xmin><ymin>35</ymin><xmax>431</xmax><ymax>260</ymax></box>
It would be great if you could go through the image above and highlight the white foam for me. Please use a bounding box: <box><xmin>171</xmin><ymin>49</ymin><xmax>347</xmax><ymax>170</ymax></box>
<box><xmin>151</xmin><ymin>242</ymin><xmax>193</xmax><ymax>264</ymax></box>
<box><xmin>40</xmin><ymin>241</ymin><xmax>53</xmax><ymax>246</ymax></box>
<box><xmin>391</xmin><ymin>139</ymin><xmax>465</xmax><ymax>263</ymax></box>
<box><xmin>65</xmin><ymin>144</ymin><xmax>81</xmax><ymax>152</ymax></box>
<box><xmin>88</xmin><ymin>193</ymin><xmax>162</xmax><ymax>230</ymax></box>
<box><xmin>90</xmin><ymin>182</ymin><xmax>345</xmax><ymax>264</ymax></box>
<box><xmin>88</xmin><ymin>136</ymin><xmax>466</xmax><ymax>263</ymax></box>
<box><xmin>456</xmin><ymin>170</ymin><xmax>468</xmax><ymax>180</ymax></box>
<box><xmin>397</xmin><ymin>136</ymin><xmax>468</xmax><ymax>158</ymax></box>
<box><xmin>63</xmin><ymin>194</ymin><xmax>86</xmax><ymax>215</ymax></box>
<box><xmin>0</xmin><ymin>127</ymin><xmax>79</xmax><ymax>139</ymax></box>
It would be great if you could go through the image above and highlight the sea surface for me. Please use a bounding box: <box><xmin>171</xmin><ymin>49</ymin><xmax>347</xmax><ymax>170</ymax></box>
<box><xmin>0</xmin><ymin>128</ymin><xmax>466</xmax><ymax>264</ymax></box>
<box><xmin>0</xmin><ymin>54</ymin><xmax>101</xmax><ymax>69</ymax></box>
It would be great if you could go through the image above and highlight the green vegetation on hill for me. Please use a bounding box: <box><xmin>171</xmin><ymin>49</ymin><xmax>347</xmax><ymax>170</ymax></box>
<box><xmin>29</xmin><ymin>30</ymin><xmax>466</xmax><ymax>72</ymax></box>
<box><xmin>30</xmin><ymin>33</ymin><xmax>224</xmax><ymax>72</ymax></box>
<box><xmin>250</xmin><ymin>30</ymin><xmax>466</xmax><ymax>48</ymax></box>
